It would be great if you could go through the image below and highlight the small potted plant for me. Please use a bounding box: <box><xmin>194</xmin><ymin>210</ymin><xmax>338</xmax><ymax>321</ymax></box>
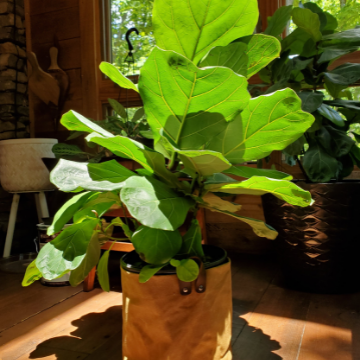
<box><xmin>258</xmin><ymin>2</ymin><xmax>360</xmax><ymax>293</ymax></box>
<box><xmin>22</xmin><ymin>0</ymin><xmax>315</xmax><ymax>358</ymax></box>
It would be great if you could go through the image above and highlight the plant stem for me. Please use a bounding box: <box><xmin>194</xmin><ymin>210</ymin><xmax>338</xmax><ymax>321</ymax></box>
<box><xmin>295</xmin><ymin>155</ymin><xmax>310</xmax><ymax>182</ymax></box>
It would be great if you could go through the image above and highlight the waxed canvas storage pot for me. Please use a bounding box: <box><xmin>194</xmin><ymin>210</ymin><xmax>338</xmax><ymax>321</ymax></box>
<box><xmin>121</xmin><ymin>260</ymin><xmax>232</xmax><ymax>360</ymax></box>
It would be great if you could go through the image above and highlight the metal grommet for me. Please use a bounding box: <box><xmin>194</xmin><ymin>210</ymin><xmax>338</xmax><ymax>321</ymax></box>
<box><xmin>198</xmin><ymin>285</ymin><xmax>204</xmax><ymax>292</ymax></box>
<box><xmin>183</xmin><ymin>287</ymin><xmax>189</xmax><ymax>293</ymax></box>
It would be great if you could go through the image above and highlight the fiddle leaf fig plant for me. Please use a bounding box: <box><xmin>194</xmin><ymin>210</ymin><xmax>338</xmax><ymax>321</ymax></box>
<box><xmin>259</xmin><ymin>3</ymin><xmax>360</xmax><ymax>182</ymax></box>
<box><xmin>23</xmin><ymin>0</ymin><xmax>315</xmax><ymax>290</ymax></box>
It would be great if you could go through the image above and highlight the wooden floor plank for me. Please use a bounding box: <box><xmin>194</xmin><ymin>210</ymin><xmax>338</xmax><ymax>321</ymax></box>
<box><xmin>233</xmin><ymin>283</ymin><xmax>311</xmax><ymax>360</ymax></box>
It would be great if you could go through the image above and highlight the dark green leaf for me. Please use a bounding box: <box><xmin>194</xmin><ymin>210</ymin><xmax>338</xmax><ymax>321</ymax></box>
<box><xmin>324</xmin><ymin>125</ymin><xmax>355</xmax><ymax>158</ymax></box>
<box><xmin>324</xmin><ymin>63</ymin><xmax>360</xmax><ymax>86</ymax></box>
<box><xmin>48</xmin><ymin>191</ymin><xmax>97</xmax><ymax>235</ymax></box>
<box><xmin>37</xmin><ymin>219</ymin><xmax>99</xmax><ymax>280</ymax></box>
<box><xmin>131</xmin><ymin>226</ymin><xmax>182</xmax><ymax>265</ymax></box>
<box><xmin>110</xmin><ymin>217</ymin><xmax>133</xmax><ymax>239</ymax></box>
<box><xmin>283</xmin><ymin>135</ymin><xmax>306</xmax><ymax>156</ymax></box>
<box><xmin>97</xmin><ymin>250</ymin><xmax>111</xmax><ymax>292</ymax></box>
<box><xmin>303</xmin><ymin>139</ymin><xmax>338</xmax><ymax>182</ymax></box>
<box><xmin>176</xmin><ymin>259</ymin><xmax>199</xmax><ymax>282</ymax></box>
<box><xmin>179</xmin><ymin>220</ymin><xmax>205</xmax><ymax>259</ymax></box>
<box><xmin>307</xmin><ymin>112</ymin><xmax>323</xmax><ymax>132</ymax></box>
<box><xmin>120</xmin><ymin>176</ymin><xmax>194</xmax><ymax>231</ymax></box>
<box><xmin>337</xmin><ymin>154</ymin><xmax>354</xmax><ymax>180</ymax></box>
<box><xmin>264</xmin><ymin>5</ymin><xmax>293</xmax><ymax>37</ymax></box>
<box><xmin>69</xmin><ymin>231</ymin><xmax>101</xmax><ymax>286</ymax></box>
<box><xmin>153</xmin><ymin>0</ymin><xmax>259</xmax><ymax>64</ymax></box>
<box><xmin>52</xmin><ymin>143</ymin><xmax>85</xmax><ymax>157</ymax></box>
<box><xmin>87</xmin><ymin>160</ymin><xmax>135</xmax><ymax>183</ymax></box>
<box><xmin>132</xmin><ymin>107</ymin><xmax>145</xmax><ymax>122</ymax></box>
<box><xmin>223</xmin><ymin>166</ymin><xmax>292</xmax><ymax>180</ymax></box>
<box><xmin>317</xmin><ymin>104</ymin><xmax>345</xmax><ymax>127</ymax></box>
<box><xmin>139</xmin><ymin>264</ymin><xmax>166</xmax><ymax>283</ymax></box>
<box><xmin>324</xmin><ymin>99</ymin><xmax>360</xmax><ymax>111</ymax></box>
<box><xmin>281</xmin><ymin>28</ymin><xmax>311</xmax><ymax>55</ymax></box>
<box><xmin>297</xmin><ymin>91</ymin><xmax>324</xmax><ymax>113</ymax></box>
<box><xmin>108</xmin><ymin>98</ymin><xmax>127</xmax><ymax>118</ymax></box>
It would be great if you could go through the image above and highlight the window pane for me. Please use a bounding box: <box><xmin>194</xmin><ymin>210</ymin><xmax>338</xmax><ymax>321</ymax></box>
<box><xmin>110</xmin><ymin>0</ymin><xmax>155</xmax><ymax>75</ymax></box>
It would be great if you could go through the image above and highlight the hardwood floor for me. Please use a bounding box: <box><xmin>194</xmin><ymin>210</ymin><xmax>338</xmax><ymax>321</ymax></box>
<box><xmin>1</xmin><ymin>255</ymin><xmax>360</xmax><ymax>360</ymax></box>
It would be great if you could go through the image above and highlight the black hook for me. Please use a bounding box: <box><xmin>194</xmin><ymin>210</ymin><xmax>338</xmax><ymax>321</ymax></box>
<box><xmin>125</xmin><ymin>27</ymin><xmax>139</xmax><ymax>53</ymax></box>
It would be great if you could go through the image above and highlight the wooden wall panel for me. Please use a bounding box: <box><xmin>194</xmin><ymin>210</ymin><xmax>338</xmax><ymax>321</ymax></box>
<box><xmin>29</xmin><ymin>0</ymin><xmax>76</xmax><ymax>16</ymax></box>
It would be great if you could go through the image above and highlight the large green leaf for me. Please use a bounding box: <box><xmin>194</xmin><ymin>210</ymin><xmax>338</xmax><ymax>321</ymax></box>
<box><xmin>318</xmin><ymin>46</ymin><xmax>359</xmax><ymax>64</ymax></box>
<box><xmin>87</xmin><ymin>160</ymin><xmax>135</xmax><ymax>183</ymax></box>
<box><xmin>317</xmin><ymin>104</ymin><xmax>345</xmax><ymax>127</ymax></box>
<box><xmin>48</xmin><ymin>191</ymin><xmax>97</xmax><ymax>235</ymax></box>
<box><xmin>303</xmin><ymin>139</ymin><xmax>338</xmax><ymax>182</ymax></box>
<box><xmin>99</xmin><ymin>62</ymin><xmax>138</xmax><ymax>93</ymax></box>
<box><xmin>297</xmin><ymin>91</ymin><xmax>324</xmax><ymax>113</ymax></box>
<box><xmin>324</xmin><ymin>99</ymin><xmax>360</xmax><ymax>111</ymax></box>
<box><xmin>205</xmin><ymin>176</ymin><xmax>313</xmax><ymax>207</ymax></box>
<box><xmin>322</xmin><ymin>28</ymin><xmax>360</xmax><ymax>47</ymax></box>
<box><xmin>22</xmin><ymin>260</ymin><xmax>42</xmax><ymax>287</ymax></box>
<box><xmin>204</xmin><ymin>207</ymin><xmax>278</xmax><ymax>240</ymax></box>
<box><xmin>69</xmin><ymin>231</ymin><xmax>101</xmax><ymax>287</ymax></box>
<box><xmin>131</xmin><ymin>226</ymin><xmax>182</xmax><ymax>265</ymax></box>
<box><xmin>61</xmin><ymin>110</ymin><xmax>113</xmax><ymax>137</ymax></box>
<box><xmin>206</xmin><ymin>88</ymin><xmax>315</xmax><ymax>163</ymax></box>
<box><xmin>324</xmin><ymin>125</ymin><xmax>355</xmax><ymax>158</ymax></box>
<box><xmin>223</xmin><ymin>166</ymin><xmax>292</xmax><ymax>180</ymax></box>
<box><xmin>201</xmin><ymin>192</ymin><xmax>242</xmax><ymax>213</ymax></box>
<box><xmin>292</xmin><ymin>7</ymin><xmax>322</xmax><ymax>42</ymax></box>
<box><xmin>138</xmin><ymin>47</ymin><xmax>250</xmax><ymax>148</ymax></box>
<box><xmin>152</xmin><ymin>0</ymin><xmax>259</xmax><ymax>65</ymax></box>
<box><xmin>97</xmin><ymin>250</ymin><xmax>111</xmax><ymax>292</ymax></box>
<box><xmin>199</xmin><ymin>35</ymin><xmax>281</xmax><ymax>79</ymax></box>
<box><xmin>86</xmin><ymin>133</ymin><xmax>179</xmax><ymax>188</ymax></box>
<box><xmin>178</xmin><ymin>219</ymin><xmax>205</xmax><ymax>258</ymax></box>
<box><xmin>264</xmin><ymin>5</ymin><xmax>293</xmax><ymax>38</ymax></box>
<box><xmin>179</xmin><ymin>149</ymin><xmax>231</xmax><ymax>177</ymax></box>
<box><xmin>108</xmin><ymin>98</ymin><xmax>127</xmax><ymax>119</ymax></box>
<box><xmin>37</xmin><ymin>219</ymin><xmax>99</xmax><ymax>280</ymax></box>
<box><xmin>120</xmin><ymin>176</ymin><xmax>194</xmax><ymax>231</ymax></box>
<box><xmin>324</xmin><ymin>63</ymin><xmax>360</xmax><ymax>86</ymax></box>
<box><xmin>281</xmin><ymin>28</ymin><xmax>311</xmax><ymax>55</ymax></box>
<box><xmin>51</xmin><ymin>159</ymin><xmax>128</xmax><ymax>192</ymax></box>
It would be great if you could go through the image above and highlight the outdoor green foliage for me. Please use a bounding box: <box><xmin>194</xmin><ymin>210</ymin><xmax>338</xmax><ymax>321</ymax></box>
<box><xmin>260</xmin><ymin>2</ymin><xmax>360</xmax><ymax>182</ymax></box>
<box><xmin>23</xmin><ymin>0</ymin><xmax>316</xmax><ymax>288</ymax></box>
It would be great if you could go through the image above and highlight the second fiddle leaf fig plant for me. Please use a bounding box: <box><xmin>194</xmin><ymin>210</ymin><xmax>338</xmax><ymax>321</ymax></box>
<box><xmin>259</xmin><ymin>2</ymin><xmax>360</xmax><ymax>182</ymax></box>
<box><xmin>23</xmin><ymin>0</ymin><xmax>315</xmax><ymax>289</ymax></box>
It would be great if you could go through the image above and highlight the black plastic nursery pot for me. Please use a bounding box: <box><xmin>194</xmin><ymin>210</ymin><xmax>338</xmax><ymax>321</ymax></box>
<box><xmin>120</xmin><ymin>245</ymin><xmax>233</xmax><ymax>360</ymax></box>
<box><xmin>262</xmin><ymin>181</ymin><xmax>360</xmax><ymax>294</ymax></box>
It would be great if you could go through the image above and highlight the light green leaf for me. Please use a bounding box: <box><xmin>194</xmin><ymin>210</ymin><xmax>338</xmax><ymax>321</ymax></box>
<box><xmin>61</xmin><ymin>110</ymin><xmax>113</xmax><ymax>137</ymax></box>
<box><xmin>69</xmin><ymin>231</ymin><xmax>101</xmax><ymax>287</ymax></box>
<box><xmin>297</xmin><ymin>91</ymin><xmax>324</xmax><ymax>113</ymax></box>
<box><xmin>48</xmin><ymin>191</ymin><xmax>97</xmax><ymax>235</ymax></box>
<box><xmin>317</xmin><ymin>104</ymin><xmax>345</xmax><ymax>127</ymax></box>
<box><xmin>292</xmin><ymin>7</ymin><xmax>322</xmax><ymax>42</ymax></box>
<box><xmin>170</xmin><ymin>259</ymin><xmax>181</xmax><ymax>267</ymax></box>
<box><xmin>138</xmin><ymin>47</ymin><xmax>250</xmax><ymax>148</ymax></box>
<box><xmin>204</xmin><ymin>207</ymin><xmax>278</xmax><ymax>240</ymax></box>
<box><xmin>201</xmin><ymin>192</ymin><xmax>242</xmax><ymax>213</ymax></box>
<box><xmin>37</xmin><ymin>219</ymin><xmax>100</xmax><ymax>280</ymax></box>
<box><xmin>22</xmin><ymin>260</ymin><xmax>42</xmax><ymax>287</ymax></box>
<box><xmin>131</xmin><ymin>226</ymin><xmax>182</xmax><ymax>265</ymax></box>
<box><xmin>152</xmin><ymin>0</ymin><xmax>259</xmax><ymax>65</ymax></box>
<box><xmin>303</xmin><ymin>139</ymin><xmax>338</xmax><ymax>182</ymax></box>
<box><xmin>87</xmin><ymin>160</ymin><xmax>135</xmax><ymax>183</ymax></box>
<box><xmin>51</xmin><ymin>159</ymin><xmax>127</xmax><ymax>192</ymax></box>
<box><xmin>86</xmin><ymin>133</ymin><xmax>179</xmax><ymax>188</ymax></box>
<box><xmin>97</xmin><ymin>250</ymin><xmax>111</xmax><ymax>292</ymax></box>
<box><xmin>179</xmin><ymin>150</ymin><xmax>231</xmax><ymax>177</ymax></box>
<box><xmin>99</xmin><ymin>62</ymin><xmax>139</xmax><ymax>93</ymax></box>
<box><xmin>110</xmin><ymin>217</ymin><xmax>133</xmax><ymax>239</ymax></box>
<box><xmin>139</xmin><ymin>264</ymin><xmax>166</xmax><ymax>283</ymax></box>
<box><xmin>108</xmin><ymin>98</ymin><xmax>127</xmax><ymax>118</ymax></box>
<box><xmin>73</xmin><ymin>192</ymin><xmax>118</xmax><ymax>223</ymax></box>
<box><xmin>120</xmin><ymin>176</ymin><xmax>194</xmax><ymax>231</ymax></box>
<box><xmin>264</xmin><ymin>5</ymin><xmax>293</xmax><ymax>37</ymax></box>
<box><xmin>205</xmin><ymin>176</ymin><xmax>313</xmax><ymax>207</ymax></box>
<box><xmin>223</xmin><ymin>166</ymin><xmax>292</xmax><ymax>180</ymax></box>
<box><xmin>176</xmin><ymin>259</ymin><xmax>199</xmax><ymax>282</ymax></box>
<box><xmin>178</xmin><ymin>219</ymin><xmax>205</xmax><ymax>258</ymax></box>
<box><xmin>204</xmin><ymin>173</ymin><xmax>238</xmax><ymax>185</ymax></box>
<box><xmin>206</xmin><ymin>88</ymin><xmax>315</xmax><ymax>163</ymax></box>
<box><xmin>199</xmin><ymin>34</ymin><xmax>281</xmax><ymax>79</ymax></box>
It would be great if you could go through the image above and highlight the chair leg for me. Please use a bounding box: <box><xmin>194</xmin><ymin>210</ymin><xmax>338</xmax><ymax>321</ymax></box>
<box><xmin>34</xmin><ymin>191</ymin><xmax>49</xmax><ymax>223</ymax></box>
<box><xmin>83</xmin><ymin>267</ymin><xmax>96</xmax><ymax>292</ymax></box>
<box><xmin>3</xmin><ymin>193</ymin><xmax>20</xmax><ymax>258</ymax></box>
